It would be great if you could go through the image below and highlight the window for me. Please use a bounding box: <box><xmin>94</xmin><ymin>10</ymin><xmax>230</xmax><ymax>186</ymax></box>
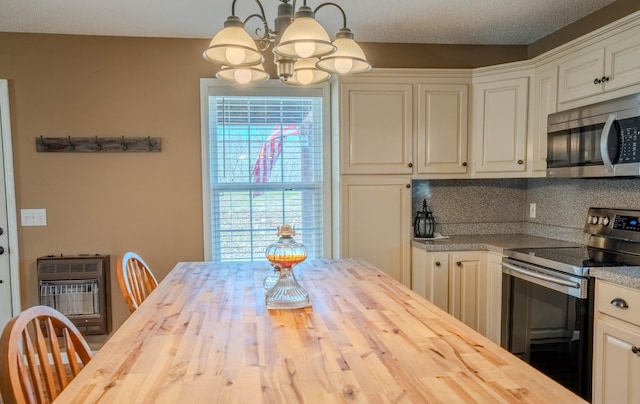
<box><xmin>200</xmin><ymin>80</ymin><xmax>331</xmax><ymax>262</ymax></box>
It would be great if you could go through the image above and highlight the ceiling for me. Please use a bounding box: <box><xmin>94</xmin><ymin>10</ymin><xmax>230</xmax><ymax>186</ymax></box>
<box><xmin>0</xmin><ymin>0</ymin><xmax>619</xmax><ymax>45</ymax></box>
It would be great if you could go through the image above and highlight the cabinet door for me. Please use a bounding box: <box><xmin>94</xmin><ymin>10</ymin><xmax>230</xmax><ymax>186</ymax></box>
<box><xmin>426</xmin><ymin>252</ymin><xmax>450</xmax><ymax>312</ymax></box>
<box><xmin>416</xmin><ymin>84</ymin><xmax>469</xmax><ymax>175</ymax></box>
<box><xmin>604</xmin><ymin>31</ymin><xmax>640</xmax><ymax>93</ymax></box>
<box><xmin>557</xmin><ymin>48</ymin><xmax>605</xmax><ymax>104</ymax></box>
<box><xmin>340</xmin><ymin>83</ymin><xmax>413</xmax><ymax>174</ymax></box>
<box><xmin>411</xmin><ymin>247</ymin><xmax>427</xmax><ymax>298</ymax></box>
<box><xmin>340</xmin><ymin>176</ymin><xmax>412</xmax><ymax>286</ymax></box>
<box><xmin>485</xmin><ymin>252</ymin><xmax>503</xmax><ymax>344</ymax></box>
<box><xmin>473</xmin><ymin>77</ymin><xmax>529</xmax><ymax>174</ymax></box>
<box><xmin>532</xmin><ymin>67</ymin><xmax>557</xmax><ymax>174</ymax></box>
<box><xmin>449</xmin><ymin>252</ymin><xmax>486</xmax><ymax>332</ymax></box>
<box><xmin>592</xmin><ymin>318</ymin><xmax>640</xmax><ymax>404</ymax></box>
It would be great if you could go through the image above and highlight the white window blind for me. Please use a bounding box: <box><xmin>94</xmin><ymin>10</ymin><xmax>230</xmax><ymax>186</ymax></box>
<box><xmin>203</xmin><ymin>84</ymin><xmax>327</xmax><ymax>262</ymax></box>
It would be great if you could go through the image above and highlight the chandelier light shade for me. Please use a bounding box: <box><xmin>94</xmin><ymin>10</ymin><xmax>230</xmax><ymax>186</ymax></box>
<box><xmin>285</xmin><ymin>58</ymin><xmax>331</xmax><ymax>86</ymax></box>
<box><xmin>316</xmin><ymin>28</ymin><xmax>372</xmax><ymax>74</ymax></box>
<box><xmin>202</xmin><ymin>16</ymin><xmax>264</xmax><ymax>67</ymax></box>
<box><xmin>216</xmin><ymin>64</ymin><xmax>270</xmax><ymax>84</ymax></box>
<box><xmin>203</xmin><ymin>0</ymin><xmax>371</xmax><ymax>86</ymax></box>
<box><xmin>272</xmin><ymin>6</ymin><xmax>336</xmax><ymax>59</ymax></box>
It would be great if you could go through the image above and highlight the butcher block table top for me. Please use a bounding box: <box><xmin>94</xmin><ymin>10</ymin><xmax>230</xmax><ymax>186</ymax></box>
<box><xmin>55</xmin><ymin>259</ymin><xmax>585</xmax><ymax>403</ymax></box>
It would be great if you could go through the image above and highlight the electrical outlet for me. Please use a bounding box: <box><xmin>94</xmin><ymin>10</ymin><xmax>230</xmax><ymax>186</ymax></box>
<box><xmin>21</xmin><ymin>209</ymin><xmax>47</xmax><ymax>226</ymax></box>
<box><xmin>529</xmin><ymin>203</ymin><xmax>537</xmax><ymax>219</ymax></box>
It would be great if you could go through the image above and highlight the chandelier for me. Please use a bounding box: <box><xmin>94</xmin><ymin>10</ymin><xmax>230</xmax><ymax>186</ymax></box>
<box><xmin>203</xmin><ymin>0</ymin><xmax>372</xmax><ymax>85</ymax></box>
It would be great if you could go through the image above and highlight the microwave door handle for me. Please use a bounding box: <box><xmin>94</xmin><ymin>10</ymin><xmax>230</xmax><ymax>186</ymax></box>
<box><xmin>600</xmin><ymin>113</ymin><xmax>617</xmax><ymax>174</ymax></box>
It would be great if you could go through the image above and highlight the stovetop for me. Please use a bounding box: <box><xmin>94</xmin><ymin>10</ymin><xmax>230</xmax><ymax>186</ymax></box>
<box><xmin>504</xmin><ymin>246</ymin><xmax>640</xmax><ymax>277</ymax></box>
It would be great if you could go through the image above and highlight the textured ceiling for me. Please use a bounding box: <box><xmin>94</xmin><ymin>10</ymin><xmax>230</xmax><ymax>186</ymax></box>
<box><xmin>0</xmin><ymin>0</ymin><xmax>619</xmax><ymax>45</ymax></box>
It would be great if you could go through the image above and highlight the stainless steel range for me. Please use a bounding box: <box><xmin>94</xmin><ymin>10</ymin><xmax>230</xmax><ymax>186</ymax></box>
<box><xmin>501</xmin><ymin>207</ymin><xmax>640</xmax><ymax>401</ymax></box>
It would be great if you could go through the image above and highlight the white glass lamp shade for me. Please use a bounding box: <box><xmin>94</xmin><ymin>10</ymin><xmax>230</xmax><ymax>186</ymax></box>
<box><xmin>216</xmin><ymin>64</ymin><xmax>270</xmax><ymax>84</ymax></box>
<box><xmin>203</xmin><ymin>17</ymin><xmax>264</xmax><ymax>67</ymax></box>
<box><xmin>284</xmin><ymin>58</ymin><xmax>331</xmax><ymax>86</ymax></box>
<box><xmin>273</xmin><ymin>7</ymin><xmax>336</xmax><ymax>59</ymax></box>
<box><xmin>316</xmin><ymin>35</ymin><xmax>372</xmax><ymax>75</ymax></box>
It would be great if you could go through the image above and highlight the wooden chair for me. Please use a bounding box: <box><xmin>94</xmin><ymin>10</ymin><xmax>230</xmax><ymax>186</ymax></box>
<box><xmin>116</xmin><ymin>252</ymin><xmax>158</xmax><ymax>313</ymax></box>
<box><xmin>0</xmin><ymin>305</ymin><xmax>93</xmax><ymax>404</ymax></box>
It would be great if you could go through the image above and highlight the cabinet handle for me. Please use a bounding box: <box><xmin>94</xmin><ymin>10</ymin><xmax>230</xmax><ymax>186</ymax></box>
<box><xmin>462</xmin><ymin>162</ymin><xmax>467</xmax><ymax>167</ymax></box>
<box><xmin>602</xmin><ymin>76</ymin><xmax>610</xmax><ymax>82</ymax></box>
<box><xmin>632</xmin><ymin>346</ymin><xmax>639</xmax><ymax>354</ymax></box>
<box><xmin>517</xmin><ymin>160</ymin><xmax>524</xmax><ymax>165</ymax></box>
<box><xmin>435</xmin><ymin>261</ymin><xmax>441</xmax><ymax>267</ymax></box>
<box><xmin>610</xmin><ymin>298</ymin><xmax>629</xmax><ymax>309</ymax></box>
<box><xmin>594</xmin><ymin>78</ymin><xmax>602</xmax><ymax>85</ymax></box>
<box><xmin>408</xmin><ymin>162</ymin><xmax>413</xmax><ymax>168</ymax></box>
<box><xmin>406</xmin><ymin>184</ymin><xmax>411</xmax><ymax>189</ymax></box>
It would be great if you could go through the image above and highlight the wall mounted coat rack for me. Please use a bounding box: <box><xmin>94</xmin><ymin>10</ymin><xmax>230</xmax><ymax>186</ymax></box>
<box><xmin>36</xmin><ymin>136</ymin><xmax>162</xmax><ymax>152</ymax></box>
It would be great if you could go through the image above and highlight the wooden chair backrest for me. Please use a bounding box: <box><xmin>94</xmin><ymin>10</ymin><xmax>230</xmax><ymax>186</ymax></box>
<box><xmin>116</xmin><ymin>252</ymin><xmax>158</xmax><ymax>313</ymax></box>
<box><xmin>0</xmin><ymin>305</ymin><xmax>93</xmax><ymax>404</ymax></box>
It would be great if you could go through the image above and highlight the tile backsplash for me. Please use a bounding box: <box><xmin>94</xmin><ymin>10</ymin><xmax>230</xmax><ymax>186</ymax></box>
<box><xmin>412</xmin><ymin>177</ymin><xmax>640</xmax><ymax>243</ymax></box>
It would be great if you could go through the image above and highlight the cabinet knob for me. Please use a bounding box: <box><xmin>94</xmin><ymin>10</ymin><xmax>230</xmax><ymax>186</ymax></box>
<box><xmin>632</xmin><ymin>346</ymin><xmax>639</xmax><ymax>354</ymax></box>
<box><xmin>602</xmin><ymin>76</ymin><xmax>610</xmax><ymax>82</ymax></box>
<box><xmin>462</xmin><ymin>162</ymin><xmax>467</xmax><ymax>167</ymax></box>
<box><xmin>456</xmin><ymin>261</ymin><xmax>462</xmax><ymax>267</ymax></box>
<box><xmin>408</xmin><ymin>162</ymin><xmax>413</xmax><ymax>168</ymax></box>
<box><xmin>435</xmin><ymin>261</ymin><xmax>441</xmax><ymax>267</ymax></box>
<box><xmin>610</xmin><ymin>298</ymin><xmax>629</xmax><ymax>309</ymax></box>
<box><xmin>517</xmin><ymin>160</ymin><xmax>524</xmax><ymax>165</ymax></box>
<box><xmin>406</xmin><ymin>184</ymin><xmax>411</xmax><ymax>189</ymax></box>
<box><xmin>594</xmin><ymin>78</ymin><xmax>602</xmax><ymax>85</ymax></box>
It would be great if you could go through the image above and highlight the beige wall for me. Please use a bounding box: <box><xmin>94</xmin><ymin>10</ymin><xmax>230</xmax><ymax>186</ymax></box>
<box><xmin>0</xmin><ymin>0</ymin><xmax>638</xmax><ymax>333</ymax></box>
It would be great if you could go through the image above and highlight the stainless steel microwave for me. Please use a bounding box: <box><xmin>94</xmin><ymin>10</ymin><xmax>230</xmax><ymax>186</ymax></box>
<box><xmin>547</xmin><ymin>93</ymin><xmax>640</xmax><ymax>177</ymax></box>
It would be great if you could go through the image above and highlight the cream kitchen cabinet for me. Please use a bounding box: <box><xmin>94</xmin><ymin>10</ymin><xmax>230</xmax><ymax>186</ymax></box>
<box><xmin>411</xmin><ymin>248</ymin><xmax>487</xmax><ymax>334</ymax></box>
<box><xmin>340</xmin><ymin>176</ymin><xmax>412</xmax><ymax>287</ymax></box>
<box><xmin>557</xmin><ymin>24</ymin><xmax>640</xmax><ymax>107</ymax></box>
<box><xmin>337</xmin><ymin>71</ymin><xmax>472</xmax><ymax>178</ymax></box>
<box><xmin>416</xmin><ymin>83</ymin><xmax>469</xmax><ymax>176</ymax></box>
<box><xmin>531</xmin><ymin>65</ymin><xmax>557</xmax><ymax>175</ymax></box>
<box><xmin>485</xmin><ymin>251</ymin><xmax>504</xmax><ymax>344</ymax></box>
<box><xmin>593</xmin><ymin>280</ymin><xmax>640</xmax><ymax>404</ymax></box>
<box><xmin>338</xmin><ymin>81</ymin><xmax>414</xmax><ymax>175</ymax></box>
<box><xmin>411</xmin><ymin>248</ymin><xmax>450</xmax><ymax>311</ymax></box>
<box><xmin>471</xmin><ymin>69</ymin><xmax>531</xmax><ymax>176</ymax></box>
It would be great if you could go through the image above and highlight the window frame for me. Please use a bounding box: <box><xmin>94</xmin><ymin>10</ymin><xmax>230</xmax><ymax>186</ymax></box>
<box><xmin>200</xmin><ymin>79</ymin><xmax>333</xmax><ymax>261</ymax></box>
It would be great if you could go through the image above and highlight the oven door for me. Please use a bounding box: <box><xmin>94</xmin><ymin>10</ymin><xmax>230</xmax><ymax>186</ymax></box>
<box><xmin>501</xmin><ymin>258</ymin><xmax>593</xmax><ymax>400</ymax></box>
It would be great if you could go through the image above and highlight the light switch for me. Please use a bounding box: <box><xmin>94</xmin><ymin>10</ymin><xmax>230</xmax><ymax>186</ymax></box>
<box><xmin>21</xmin><ymin>209</ymin><xmax>47</xmax><ymax>226</ymax></box>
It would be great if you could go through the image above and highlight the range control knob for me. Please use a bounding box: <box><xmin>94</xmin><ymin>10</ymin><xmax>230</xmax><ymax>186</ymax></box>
<box><xmin>601</xmin><ymin>217</ymin><xmax>611</xmax><ymax>226</ymax></box>
<box><xmin>589</xmin><ymin>216</ymin><xmax>599</xmax><ymax>225</ymax></box>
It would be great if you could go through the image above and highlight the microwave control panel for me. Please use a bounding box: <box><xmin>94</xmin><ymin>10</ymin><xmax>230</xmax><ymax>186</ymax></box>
<box><xmin>619</xmin><ymin>117</ymin><xmax>640</xmax><ymax>163</ymax></box>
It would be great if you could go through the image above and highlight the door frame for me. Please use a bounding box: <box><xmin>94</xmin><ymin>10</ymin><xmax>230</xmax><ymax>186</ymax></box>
<box><xmin>0</xmin><ymin>79</ymin><xmax>20</xmax><ymax>315</ymax></box>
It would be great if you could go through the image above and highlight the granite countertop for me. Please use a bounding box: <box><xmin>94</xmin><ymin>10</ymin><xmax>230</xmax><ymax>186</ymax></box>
<box><xmin>411</xmin><ymin>233</ymin><xmax>640</xmax><ymax>289</ymax></box>
<box><xmin>410</xmin><ymin>233</ymin><xmax>584</xmax><ymax>254</ymax></box>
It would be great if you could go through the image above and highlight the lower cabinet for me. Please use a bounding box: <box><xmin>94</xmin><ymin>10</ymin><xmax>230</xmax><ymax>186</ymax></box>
<box><xmin>593</xmin><ymin>280</ymin><xmax>640</xmax><ymax>404</ymax></box>
<box><xmin>411</xmin><ymin>248</ymin><xmax>488</xmax><ymax>336</ymax></box>
<box><xmin>340</xmin><ymin>176</ymin><xmax>412</xmax><ymax>287</ymax></box>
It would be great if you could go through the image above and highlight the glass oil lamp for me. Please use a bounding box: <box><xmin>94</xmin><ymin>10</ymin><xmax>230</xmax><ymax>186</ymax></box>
<box><xmin>413</xmin><ymin>199</ymin><xmax>435</xmax><ymax>238</ymax></box>
<box><xmin>264</xmin><ymin>224</ymin><xmax>310</xmax><ymax>309</ymax></box>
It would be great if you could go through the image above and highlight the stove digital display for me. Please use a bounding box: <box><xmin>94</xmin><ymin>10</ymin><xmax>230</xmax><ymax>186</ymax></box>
<box><xmin>613</xmin><ymin>215</ymin><xmax>640</xmax><ymax>231</ymax></box>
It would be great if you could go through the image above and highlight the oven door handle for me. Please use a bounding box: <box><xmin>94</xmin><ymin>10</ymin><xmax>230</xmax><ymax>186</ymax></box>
<box><xmin>502</xmin><ymin>262</ymin><xmax>581</xmax><ymax>289</ymax></box>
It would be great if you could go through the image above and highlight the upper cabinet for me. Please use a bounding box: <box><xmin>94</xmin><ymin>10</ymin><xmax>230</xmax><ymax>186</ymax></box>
<box><xmin>531</xmin><ymin>65</ymin><xmax>558</xmax><ymax>175</ymax></box>
<box><xmin>337</xmin><ymin>72</ymin><xmax>472</xmax><ymax>177</ymax></box>
<box><xmin>416</xmin><ymin>83</ymin><xmax>469</xmax><ymax>175</ymax></box>
<box><xmin>472</xmin><ymin>69</ymin><xmax>531</xmax><ymax>176</ymax></box>
<box><xmin>557</xmin><ymin>22</ymin><xmax>640</xmax><ymax>109</ymax></box>
<box><xmin>339</xmin><ymin>81</ymin><xmax>413</xmax><ymax>175</ymax></box>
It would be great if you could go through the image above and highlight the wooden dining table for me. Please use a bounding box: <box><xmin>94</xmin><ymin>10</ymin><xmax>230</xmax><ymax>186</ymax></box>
<box><xmin>55</xmin><ymin>258</ymin><xmax>586</xmax><ymax>403</ymax></box>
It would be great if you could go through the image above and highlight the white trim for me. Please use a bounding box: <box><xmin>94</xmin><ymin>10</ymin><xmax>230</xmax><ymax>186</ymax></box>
<box><xmin>199</xmin><ymin>79</ymin><xmax>333</xmax><ymax>260</ymax></box>
<box><xmin>0</xmin><ymin>79</ymin><xmax>20</xmax><ymax>315</ymax></box>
